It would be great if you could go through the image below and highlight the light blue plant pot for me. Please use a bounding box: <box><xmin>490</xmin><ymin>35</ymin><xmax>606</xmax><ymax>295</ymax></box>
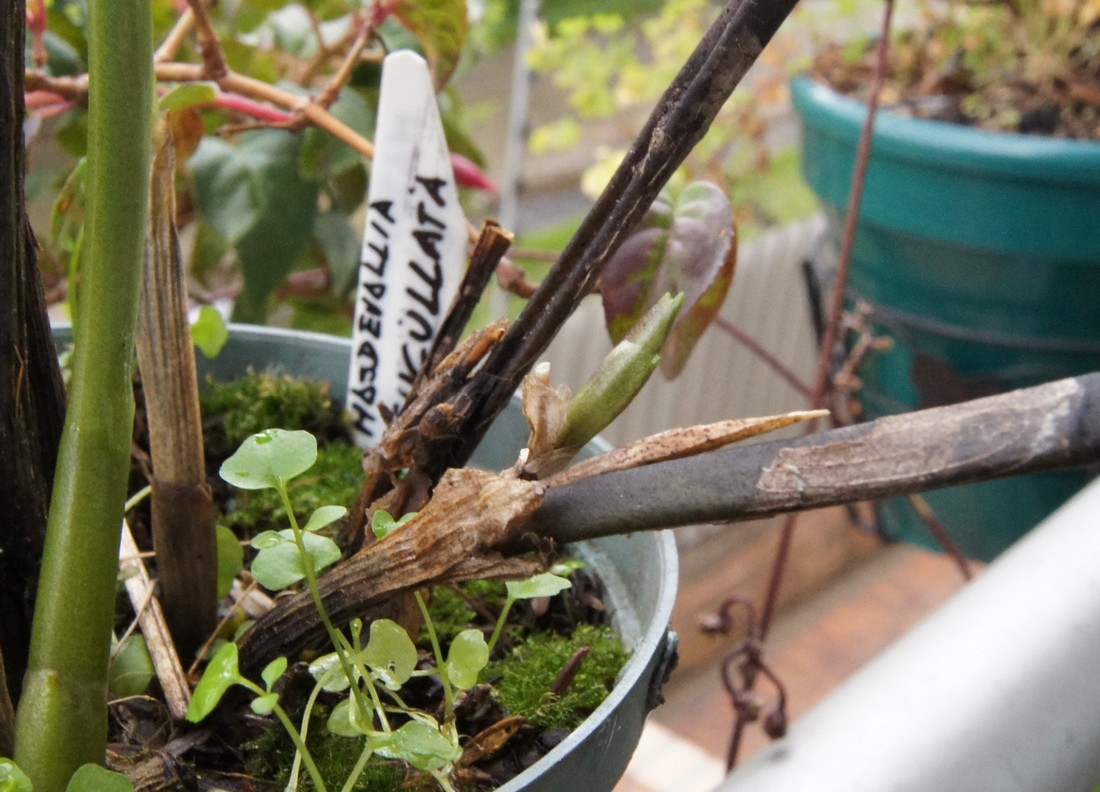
<box><xmin>56</xmin><ymin>323</ymin><xmax>678</xmax><ymax>791</ymax></box>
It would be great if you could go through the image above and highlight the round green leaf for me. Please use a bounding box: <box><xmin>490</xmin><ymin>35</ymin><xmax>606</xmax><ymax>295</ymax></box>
<box><xmin>251</xmin><ymin>530</ymin><xmax>340</xmax><ymax>590</ymax></box>
<box><xmin>362</xmin><ymin>618</ymin><xmax>418</xmax><ymax>690</ymax></box>
<box><xmin>251</xmin><ymin>529</ymin><xmax>287</xmax><ymax>550</ymax></box>
<box><xmin>373</xmin><ymin>719</ymin><xmax>462</xmax><ymax>772</ymax></box>
<box><xmin>249</xmin><ymin>692</ymin><xmax>279</xmax><ymax>715</ymax></box>
<box><xmin>308</xmin><ymin>651</ymin><xmax>352</xmax><ymax>693</ymax></box>
<box><xmin>109</xmin><ymin>633</ymin><xmax>154</xmax><ymax>699</ymax></box>
<box><xmin>65</xmin><ymin>764</ymin><xmax>135</xmax><ymax>792</ymax></box>
<box><xmin>0</xmin><ymin>759</ymin><xmax>33</xmax><ymax>792</ymax></box>
<box><xmin>327</xmin><ymin>696</ymin><xmax>373</xmax><ymax>737</ymax></box>
<box><xmin>506</xmin><ymin>572</ymin><xmax>573</xmax><ymax>601</ymax></box>
<box><xmin>219</xmin><ymin>428</ymin><xmax>318</xmax><ymax>490</ymax></box>
<box><xmin>191</xmin><ymin>304</ymin><xmax>229</xmax><ymax>359</ymax></box>
<box><xmin>186</xmin><ymin>642</ymin><xmax>242</xmax><ymax>723</ymax></box>
<box><xmin>370</xmin><ymin>509</ymin><xmax>417</xmax><ymax>540</ymax></box>
<box><xmin>446</xmin><ymin>629</ymin><xmax>489</xmax><ymax>690</ymax></box>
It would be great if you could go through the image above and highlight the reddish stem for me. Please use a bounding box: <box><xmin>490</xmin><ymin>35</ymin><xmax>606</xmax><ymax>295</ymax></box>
<box><xmin>726</xmin><ymin>0</ymin><xmax>898</xmax><ymax>769</ymax></box>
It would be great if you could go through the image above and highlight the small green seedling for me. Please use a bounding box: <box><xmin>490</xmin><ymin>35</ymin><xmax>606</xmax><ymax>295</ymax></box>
<box><xmin>220</xmin><ymin>429</ymin><xmax>346</xmax><ymax>591</ymax></box>
<box><xmin>194</xmin><ymin>433</ymin><xmax>581</xmax><ymax>791</ymax></box>
<box><xmin>186</xmin><ymin>643</ymin><xmax>329</xmax><ymax>792</ymax></box>
<box><xmin>370</xmin><ymin>509</ymin><xmax>418</xmax><ymax>539</ymax></box>
<box><xmin>487</xmin><ymin>572</ymin><xmax>573</xmax><ymax>655</ymax></box>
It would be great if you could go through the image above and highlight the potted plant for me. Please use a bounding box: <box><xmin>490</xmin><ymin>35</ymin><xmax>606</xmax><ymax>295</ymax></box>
<box><xmin>5</xmin><ymin>1</ymin><xmax>804</xmax><ymax>789</ymax></box>
<box><xmin>791</xmin><ymin>0</ymin><xmax>1100</xmax><ymax>559</ymax></box>
<box><xmin>4</xmin><ymin>0</ymin><xmax>1100</xmax><ymax>790</ymax></box>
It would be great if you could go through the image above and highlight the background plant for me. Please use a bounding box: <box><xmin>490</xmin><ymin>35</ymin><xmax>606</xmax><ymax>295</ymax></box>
<box><xmin>526</xmin><ymin>0</ymin><xmax>819</xmax><ymax>238</ymax></box>
<box><xmin>810</xmin><ymin>0</ymin><xmax>1100</xmax><ymax>138</ymax></box>
<box><xmin>24</xmin><ymin>0</ymin><xmax>493</xmax><ymax>328</ymax></box>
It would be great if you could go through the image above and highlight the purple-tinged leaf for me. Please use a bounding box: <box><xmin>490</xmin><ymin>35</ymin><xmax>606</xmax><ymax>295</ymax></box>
<box><xmin>600</xmin><ymin>181</ymin><xmax>737</xmax><ymax>378</ymax></box>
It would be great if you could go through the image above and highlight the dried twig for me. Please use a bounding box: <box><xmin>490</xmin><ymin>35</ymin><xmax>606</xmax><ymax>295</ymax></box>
<box><xmin>118</xmin><ymin>524</ymin><xmax>190</xmax><ymax>721</ymax></box>
<box><xmin>240</xmin><ymin>371</ymin><xmax>1100</xmax><ymax>674</ymax></box>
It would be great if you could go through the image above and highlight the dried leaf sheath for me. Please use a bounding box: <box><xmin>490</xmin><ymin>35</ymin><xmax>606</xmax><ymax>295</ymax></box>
<box><xmin>238</xmin><ymin>468</ymin><xmax>545</xmax><ymax>674</ymax></box>
<box><xmin>136</xmin><ymin>118</ymin><xmax>217</xmax><ymax>658</ymax></box>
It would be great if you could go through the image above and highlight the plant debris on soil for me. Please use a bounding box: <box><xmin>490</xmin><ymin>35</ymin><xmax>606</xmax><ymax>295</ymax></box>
<box><xmin>111</xmin><ymin>369</ymin><xmax>629</xmax><ymax>791</ymax></box>
<box><xmin>810</xmin><ymin>4</ymin><xmax>1100</xmax><ymax>141</ymax></box>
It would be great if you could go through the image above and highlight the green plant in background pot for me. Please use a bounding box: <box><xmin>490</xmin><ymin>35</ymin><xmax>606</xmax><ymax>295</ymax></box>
<box><xmin>792</xmin><ymin>0</ymin><xmax>1100</xmax><ymax>560</ymax></box>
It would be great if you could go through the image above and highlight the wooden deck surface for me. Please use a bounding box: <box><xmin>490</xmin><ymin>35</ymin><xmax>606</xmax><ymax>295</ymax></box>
<box><xmin>613</xmin><ymin>506</ymin><xmax>977</xmax><ymax>791</ymax></box>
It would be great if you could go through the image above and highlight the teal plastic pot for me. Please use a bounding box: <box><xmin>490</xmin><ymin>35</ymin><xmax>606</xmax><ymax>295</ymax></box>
<box><xmin>56</xmin><ymin>324</ymin><xmax>677</xmax><ymax>790</ymax></box>
<box><xmin>791</xmin><ymin>76</ymin><xmax>1100</xmax><ymax>560</ymax></box>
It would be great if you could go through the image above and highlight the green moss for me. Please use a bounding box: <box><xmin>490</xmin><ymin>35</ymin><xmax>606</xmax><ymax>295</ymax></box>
<box><xmin>487</xmin><ymin>623</ymin><xmax>628</xmax><ymax>732</ymax></box>
<box><xmin>222</xmin><ymin>441</ymin><xmax>363</xmax><ymax>533</ymax></box>
<box><xmin>201</xmin><ymin>369</ymin><xmax>342</xmax><ymax>457</ymax></box>
<box><xmin>248</xmin><ymin>714</ymin><xmax>407</xmax><ymax>791</ymax></box>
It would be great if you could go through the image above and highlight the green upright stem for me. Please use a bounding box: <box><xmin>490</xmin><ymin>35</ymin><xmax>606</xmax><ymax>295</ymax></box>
<box><xmin>12</xmin><ymin>1</ymin><xmax>153</xmax><ymax>788</ymax></box>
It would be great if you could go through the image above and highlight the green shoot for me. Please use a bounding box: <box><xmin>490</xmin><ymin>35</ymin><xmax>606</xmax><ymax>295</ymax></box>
<box><xmin>487</xmin><ymin>573</ymin><xmax>573</xmax><ymax>655</ymax></box>
<box><xmin>186</xmin><ymin>643</ymin><xmax>328</xmax><ymax>792</ymax></box>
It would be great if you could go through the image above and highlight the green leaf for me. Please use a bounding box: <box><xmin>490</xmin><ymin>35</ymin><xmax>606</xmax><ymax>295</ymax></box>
<box><xmin>65</xmin><ymin>764</ymin><xmax>135</xmax><ymax>792</ymax></box>
<box><xmin>159</xmin><ymin>82</ymin><xmax>217</xmax><ymax>112</ymax></box>
<box><xmin>370</xmin><ymin>509</ymin><xmax>417</xmax><ymax>540</ymax></box>
<box><xmin>108</xmin><ymin>633</ymin><xmax>154</xmax><ymax>699</ymax></box>
<box><xmin>362</xmin><ymin>619</ymin><xmax>418</xmax><ymax>690</ymax></box>
<box><xmin>446</xmin><ymin>629</ymin><xmax>489</xmax><ymax>690</ymax></box>
<box><xmin>250</xmin><ymin>692</ymin><xmax>280</xmax><ymax>715</ymax></box>
<box><xmin>216</xmin><ymin>524</ymin><xmax>244</xmax><ymax>598</ymax></box>
<box><xmin>313</xmin><ymin>210</ymin><xmax>361</xmax><ymax>294</ymax></box>
<box><xmin>251</xmin><ymin>530</ymin><xmax>341</xmax><ymax>590</ymax></box>
<box><xmin>189</xmin><ymin>131</ymin><xmax>320</xmax><ymax>321</ymax></box>
<box><xmin>300</xmin><ymin>87</ymin><xmax>374</xmax><ymax>180</ymax></box>
<box><xmin>327</xmin><ymin>696</ymin><xmax>373</xmax><ymax>737</ymax></box>
<box><xmin>600</xmin><ymin>180</ymin><xmax>736</xmax><ymax>378</ymax></box>
<box><xmin>302</xmin><ymin>504</ymin><xmax>348</xmax><ymax>533</ymax></box>
<box><xmin>261</xmin><ymin>656</ymin><xmax>288</xmax><ymax>691</ymax></box>
<box><xmin>560</xmin><ymin>293</ymin><xmax>683</xmax><ymax>450</ymax></box>
<box><xmin>506</xmin><ymin>572</ymin><xmax>573</xmax><ymax>601</ymax></box>
<box><xmin>219</xmin><ymin>429</ymin><xmax>318</xmax><ymax>490</ymax></box>
<box><xmin>373</xmin><ymin>719</ymin><xmax>462</xmax><ymax>772</ymax></box>
<box><xmin>190</xmin><ymin>305</ymin><xmax>229</xmax><ymax>359</ymax></box>
<box><xmin>251</xmin><ymin>530</ymin><xmax>286</xmax><ymax>550</ymax></box>
<box><xmin>391</xmin><ymin>0</ymin><xmax>469</xmax><ymax>89</ymax></box>
<box><xmin>308</xmin><ymin>651</ymin><xmax>352</xmax><ymax>693</ymax></box>
<box><xmin>0</xmin><ymin>759</ymin><xmax>33</xmax><ymax>792</ymax></box>
<box><xmin>186</xmin><ymin>642</ymin><xmax>242</xmax><ymax>722</ymax></box>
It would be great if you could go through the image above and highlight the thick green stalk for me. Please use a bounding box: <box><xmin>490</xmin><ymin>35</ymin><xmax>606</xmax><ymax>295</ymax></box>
<box><xmin>13</xmin><ymin>1</ymin><xmax>153</xmax><ymax>788</ymax></box>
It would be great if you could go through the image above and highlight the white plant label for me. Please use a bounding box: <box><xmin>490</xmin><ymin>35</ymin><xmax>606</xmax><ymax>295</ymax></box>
<box><xmin>347</xmin><ymin>51</ymin><xmax>466</xmax><ymax>447</ymax></box>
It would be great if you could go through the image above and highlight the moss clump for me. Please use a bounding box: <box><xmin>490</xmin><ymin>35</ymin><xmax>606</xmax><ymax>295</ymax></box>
<box><xmin>487</xmin><ymin>623</ymin><xmax>628</xmax><ymax>731</ymax></box>
<box><xmin>222</xmin><ymin>441</ymin><xmax>363</xmax><ymax>534</ymax></box>
<box><xmin>247</xmin><ymin>711</ymin><xmax>407</xmax><ymax>791</ymax></box>
<box><xmin>424</xmin><ymin>580</ymin><xmax>509</xmax><ymax>646</ymax></box>
<box><xmin>201</xmin><ymin>369</ymin><xmax>343</xmax><ymax>457</ymax></box>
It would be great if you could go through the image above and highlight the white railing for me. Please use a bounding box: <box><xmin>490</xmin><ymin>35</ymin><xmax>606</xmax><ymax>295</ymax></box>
<box><xmin>718</xmin><ymin>475</ymin><xmax>1100</xmax><ymax>792</ymax></box>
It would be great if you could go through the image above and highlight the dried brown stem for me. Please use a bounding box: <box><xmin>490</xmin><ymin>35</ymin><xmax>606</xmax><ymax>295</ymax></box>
<box><xmin>736</xmin><ymin>0</ymin><xmax>897</xmax><ymax>764</ymax></box>
<box><xmin>154</xmin><ymin>7</ymin><xmax>195</xmax><ymax>64</ymax></box>
<box><xmin>240</xmin><ymin>372</ymin><xmax>1100</xmax><ymax>674</ymax></box>
<box><xmin>387</xmin><ymin>0</ymin><xmax>801</xmax><ymax>485</ymax></box>
<box><xmin>184</xmin><ymin>0</ymin><xmax>227</xmax><ymax>78</ymax></box>
<box><xmin>136</xmin><ymin>119</ymin><xmax>217</xmax><ymax>658</ymax></box>
<box><xmin>715</xmin><ymin>315</ymin><xmax>812</xmax><ymax>399</ymax></box>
